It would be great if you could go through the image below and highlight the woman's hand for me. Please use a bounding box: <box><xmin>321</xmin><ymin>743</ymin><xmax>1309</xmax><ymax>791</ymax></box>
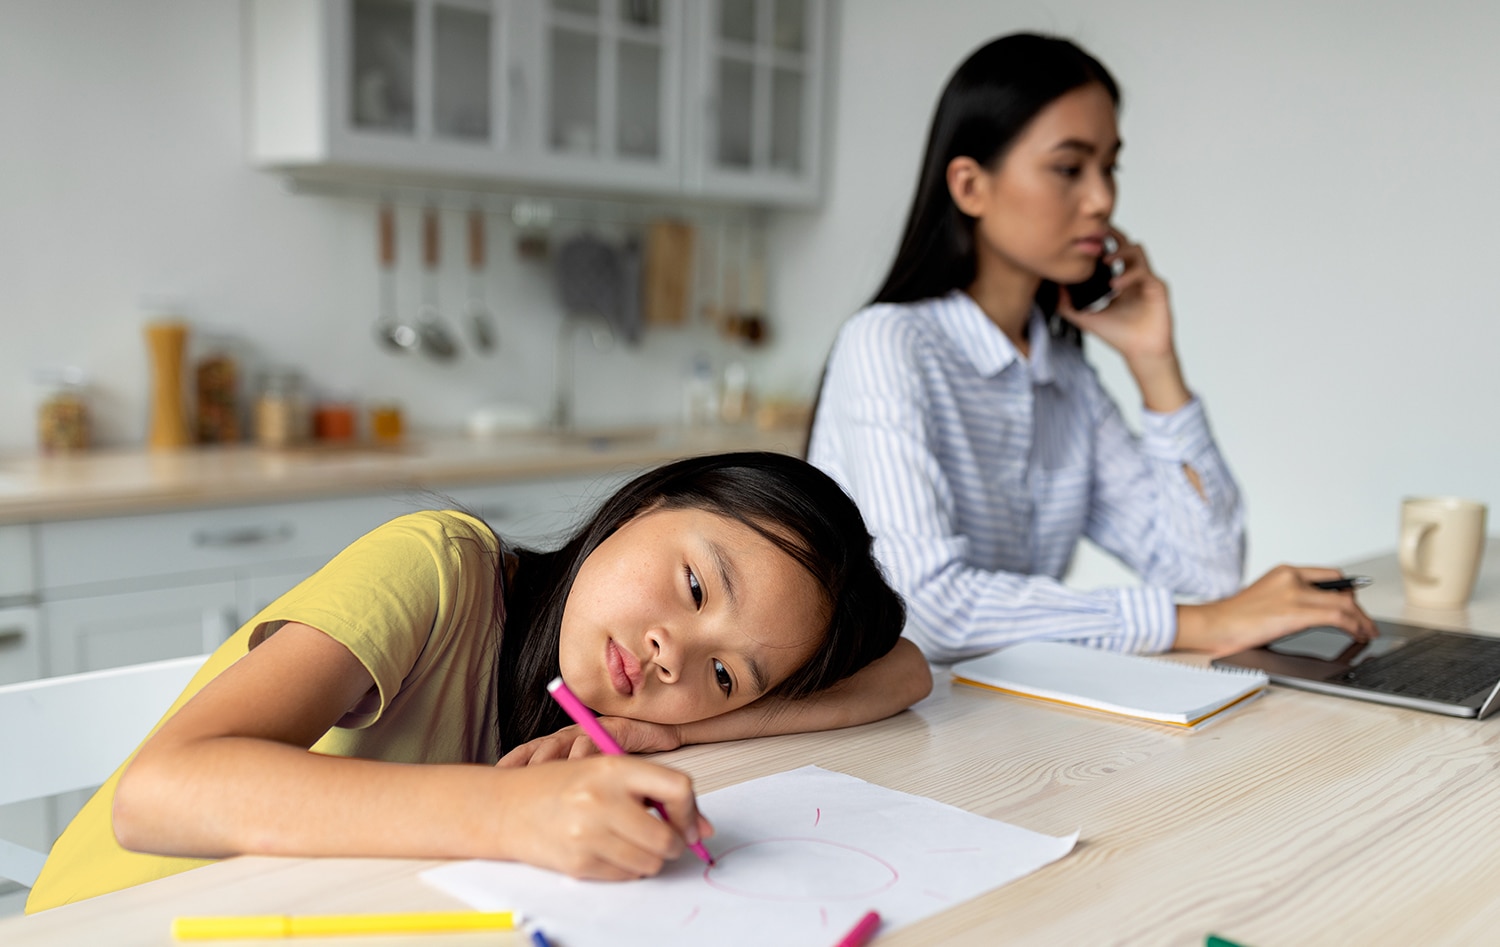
<box><xmin>1057</xmin><ymin>227</ymin><xmax>1192</xmax><ymax>414</ymax></box>
<box><xmin>1175</xmin><ymin>565</ymin><xmax>1379</xmax><ymax>657</ymax></box>
<box><xmin>495</xmin><ymin>756</ymin><xmax>713</xmax><ymax>880</ymax></box>
<box><xmin>497</xmin><ymin>718</ymin><xmax>684</xmax><ymax>768</ymax></box>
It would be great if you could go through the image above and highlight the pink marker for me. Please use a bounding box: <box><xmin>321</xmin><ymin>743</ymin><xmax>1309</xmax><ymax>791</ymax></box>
<box><xmin>545</xmin><ymin>676</ymin><xmax>715</xmax><ymax>865</ymax></box>
<box><xmin>832</xmin><ymin>910</ymin><xmax>881</xmax><ymax>947</ymax></box>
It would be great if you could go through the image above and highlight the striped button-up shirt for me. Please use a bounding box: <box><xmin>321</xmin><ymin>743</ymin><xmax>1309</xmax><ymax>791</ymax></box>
<box><xmin>807</xmin><ymin>291</ymin><xmax>1245</xmax><ymax>662</ymax></box>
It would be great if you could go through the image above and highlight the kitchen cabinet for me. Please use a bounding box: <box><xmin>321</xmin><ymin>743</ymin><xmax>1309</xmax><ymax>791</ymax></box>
<box><xmin>41</xmin><ymin>583</ymin><xmax>239</xmax><ymax>679</ymax></box>
<box><xmin>0</xmin><ymin>525</ymin><xmax>39</xmax><ymax>685</ymax></box>
<box><xmin>684</xmin><ymin>0</ymin><xmax>826</xmax><ymax>205</ymax></box>
<box><xmin>0</xmin><ymin>530</ymin><xmax>43</xmax><ymax>908</ymax></box>
<box><xmin>248</xmin><ymin>0</ymin><xmax>829</xmax><ymax>205</ymax></box>
<box><xmin>0</xmin><ymin>525</ymin><xmax>33</xmax><ymax>604</ymax></box>
<box><xmin>250</xmin><ymin>0</ymin><xmax>527</xmax><ymax>181</ymax></box>
<box><xmin>509</xmin><ymin>0</ymin><xmax>685</xmax><ymax>193</ymax></box>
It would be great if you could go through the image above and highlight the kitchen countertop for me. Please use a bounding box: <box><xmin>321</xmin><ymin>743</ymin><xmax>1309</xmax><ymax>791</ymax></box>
<box><xmin>0</xmin><ymin>424</ymin><xmax>807</xmax><ymax>524</ymax></box>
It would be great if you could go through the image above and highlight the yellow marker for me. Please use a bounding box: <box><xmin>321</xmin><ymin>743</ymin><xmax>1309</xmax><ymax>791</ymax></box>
<box><xmin>172</xmin><ymin>911</ymin><xmax>518</xmax><ymax>940</ymax></box>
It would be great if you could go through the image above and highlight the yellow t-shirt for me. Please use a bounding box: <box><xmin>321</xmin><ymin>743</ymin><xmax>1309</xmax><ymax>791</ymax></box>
<box><xmin>27</xmin><ymin>510</ymin><xmax>506</xmax><ymax>913</ymax></box>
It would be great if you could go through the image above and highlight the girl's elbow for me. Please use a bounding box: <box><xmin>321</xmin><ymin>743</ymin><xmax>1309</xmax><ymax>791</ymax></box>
<box><xmin>111</xmin><ymin>755</ymin><xmax>170</xmax><ymax>854</ymax></box>
<box><xmin>893</xmin><ymin>638</ymin><xmax>935</xmax><ymax>705</ymax></box>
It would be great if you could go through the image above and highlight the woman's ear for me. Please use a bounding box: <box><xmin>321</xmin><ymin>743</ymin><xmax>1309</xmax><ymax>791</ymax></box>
<box><xmin>946</xmin><ymin>156</ymin><xmax>990</xmax><ymax>217</ymax></box>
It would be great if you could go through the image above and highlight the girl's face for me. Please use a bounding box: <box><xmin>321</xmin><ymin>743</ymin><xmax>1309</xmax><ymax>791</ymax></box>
<box><xmin>956</xmin><ymin>81</ymin><xmax>1120</xmax><ymax>287</ymax></box>
<box><xmin>557</xmin><ymin>506</ymin><xmax>828</xmax><ymax>724</ymax></box>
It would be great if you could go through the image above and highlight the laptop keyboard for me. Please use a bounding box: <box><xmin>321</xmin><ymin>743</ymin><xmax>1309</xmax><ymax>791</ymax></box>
<box><xmin>1331</xmin><ymin>634</ymin><xmax>1500</xmax><ymax>704</ymax></box>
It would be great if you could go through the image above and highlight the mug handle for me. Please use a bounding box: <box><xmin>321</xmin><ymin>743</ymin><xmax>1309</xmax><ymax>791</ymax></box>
<box><xmin>1399</xmin><ymin>519</ymin><xmax>1438</xmax><ymax>585</ymax></box>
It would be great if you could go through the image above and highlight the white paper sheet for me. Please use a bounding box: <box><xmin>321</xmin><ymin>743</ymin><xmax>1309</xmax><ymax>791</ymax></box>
<box><xmin>421</xmin><ymin>765</ymin><xmax>1077</xmax><ymax>946</ymax></box>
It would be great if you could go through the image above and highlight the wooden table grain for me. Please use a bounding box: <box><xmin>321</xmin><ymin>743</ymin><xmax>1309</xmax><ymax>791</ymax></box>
<box><xmin>6</xmin><ymin>542</ymin><xmax>1499</xmax><ymax>946</ymax></box>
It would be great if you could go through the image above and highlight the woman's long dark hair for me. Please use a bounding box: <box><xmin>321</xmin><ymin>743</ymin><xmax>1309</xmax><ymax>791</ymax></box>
<box><xmin>804</xmin><ymin>35</ymin><xmax>1121</xmax><ymax>457</ymax></box>
<box><xmin>875</xmin><ymin>33</ymin><xmax>1119</xmax><ymax>334</ymax></box>
<box><xmin>493</xmin><ymin>451</ymin><xmax>906</xmax><ymax>751</ymax></box>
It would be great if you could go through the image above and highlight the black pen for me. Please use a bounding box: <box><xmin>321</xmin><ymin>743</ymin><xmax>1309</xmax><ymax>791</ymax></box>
<box><xmin>1312</xmin><ymin>575</ymin><xmax>1372</xmax><ymax>591</ymax></box>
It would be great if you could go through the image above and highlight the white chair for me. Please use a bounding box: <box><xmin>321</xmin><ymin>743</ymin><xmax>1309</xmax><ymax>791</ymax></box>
<box><xmin>0</xmin><ymin>654</ymin><xmax>208</xmax><ymax>889</ymax></box>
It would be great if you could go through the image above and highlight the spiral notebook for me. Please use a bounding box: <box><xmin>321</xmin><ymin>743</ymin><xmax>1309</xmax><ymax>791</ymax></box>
<box><xmin>953</xmin><ymin>642</ymin><xmax>1269</xmax><ymax>729</ymax></box>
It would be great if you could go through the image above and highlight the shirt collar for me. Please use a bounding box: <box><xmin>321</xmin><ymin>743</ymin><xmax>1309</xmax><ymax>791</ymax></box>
<box><xmin>938</xmin><ymin>290</ymin><xmax>1057</xmax><ymax>385</ymax></box>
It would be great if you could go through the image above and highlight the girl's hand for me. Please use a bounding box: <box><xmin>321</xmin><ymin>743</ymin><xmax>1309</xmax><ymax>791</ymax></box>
<box><xmin>1175</xmin><ymin>565</ymin><xmax>1379</xmax><ymax>657</ymax></box>
<box><xmin>497</xmin><ymin>718</ymin><xmax>684</xmax><ymax>768</ymax></box>
<box><xmin>498</xmin><ymin>755</ymin><xmax>713</xmax><ymax>880</ymax></box>
<box><xmin>1057</xmin><ymin>228</ymin><xmax>1191</xmax><ymax>413</ymax></box>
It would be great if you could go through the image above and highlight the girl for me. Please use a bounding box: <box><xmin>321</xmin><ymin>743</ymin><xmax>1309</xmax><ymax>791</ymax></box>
<box><xmin>806</xmin><ymin>33</ymin><xmax>1375</xmax><ymax>663</ymax></box>
<box><xmin>27</xmin><ymin>451</ymin><xmax>926</xmax><ymax>912</ymax></box>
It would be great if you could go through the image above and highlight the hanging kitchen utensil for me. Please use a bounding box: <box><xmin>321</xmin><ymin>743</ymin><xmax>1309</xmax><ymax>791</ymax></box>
<box><xmin>467</xmin><ymin>209</ymin><xmax>497</xmax><ymax>353</ymax></box>
<box><xmin>554</xmin><ymin>232</ymin><xmax>637</xmax><ymax>346</ymax></box>
<box><xmin>374</xmin><ymin>204</ymin><xmax>419</xmax><ymax>353</ymax></box>
<box><xmin>417</xmin><ymin>206</ymin><xmax>460</xmax><ymax>361</ymax></box>
<box><xmin>643</xmin><ymin>218</ymin><xmax>695</xmax><ymax>328</ymax></box>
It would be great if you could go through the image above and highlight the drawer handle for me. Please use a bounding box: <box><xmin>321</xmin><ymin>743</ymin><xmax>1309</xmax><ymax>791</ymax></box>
<box><xmin>193</xmin><ymin>524</ymin><xmax>295</xmax><ymax>548</ymax></box>
<box><xmin>0</xmin><ymin>627</ymin><xmax>24</xmax><ymax>648</ymax></box>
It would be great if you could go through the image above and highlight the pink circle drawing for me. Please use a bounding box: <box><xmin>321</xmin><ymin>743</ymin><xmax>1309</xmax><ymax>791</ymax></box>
<box><xmin>703</xmin><ymin>837</ymin><xmax>899</xmax><ymax>901</ymax></box>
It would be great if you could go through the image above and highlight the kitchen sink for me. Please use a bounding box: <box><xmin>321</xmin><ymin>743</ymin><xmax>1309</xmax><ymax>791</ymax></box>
<box><xmin>548</xmin><ymin>426</ymin><xmax>667</xmax><ymax>450</ymax></box>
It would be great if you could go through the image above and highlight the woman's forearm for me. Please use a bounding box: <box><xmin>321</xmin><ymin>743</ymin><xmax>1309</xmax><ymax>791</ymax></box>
<box><xmin>676</xmin><ymin>638</ymin><xmax>932</xmax><ymax>745</ymax></box>
<box><xmin>1127</xmin><ymin>350</ymin><xmax>1192</xmax><ymax>414</ymax></box>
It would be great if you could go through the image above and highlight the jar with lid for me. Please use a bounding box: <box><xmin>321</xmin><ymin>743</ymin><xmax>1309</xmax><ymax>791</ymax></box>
<box><xmin>35</xmin><ymin>367</ymin><xmax>90</xmax><ymax>453</ymax></box>
<box><xmin>368</xmin><ymin>401</ymin><xmax>404</xmax><ymax>443</ymax></box>
<box><xmin>254</xmin><ymin>369</ymin><xmax>307</xmax><ymax>449</ymax></box>
<box><xmin>194</xmin><ymin>334</ymin><xmax>244</xmax><ymax>444</ymax></box>
<box><xmin>313</xmin><ymin>399</ymin><xmax>357</xmax><ymax>442</ymax></box>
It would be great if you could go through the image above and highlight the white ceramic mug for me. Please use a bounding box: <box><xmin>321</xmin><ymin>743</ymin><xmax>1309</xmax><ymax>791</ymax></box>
<box><xmin>1399</xmin><ymin>497</ymin><xmax>1487</xmax><ymax>609</ymax></box>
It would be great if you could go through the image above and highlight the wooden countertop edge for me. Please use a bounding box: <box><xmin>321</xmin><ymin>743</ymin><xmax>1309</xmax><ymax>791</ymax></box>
<box><xmin>0</xmin><ymin>426</ymin><xmax>808</xmax><ymax>525</ymax></box>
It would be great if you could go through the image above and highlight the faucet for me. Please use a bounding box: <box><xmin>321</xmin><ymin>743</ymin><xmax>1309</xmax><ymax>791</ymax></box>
<box><xmin>552</xmin><ymin>314</ymin><xmax>615</xmax><ymax>433</ymax></box>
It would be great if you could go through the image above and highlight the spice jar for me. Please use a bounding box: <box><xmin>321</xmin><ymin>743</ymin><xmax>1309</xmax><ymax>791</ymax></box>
<box><xmin>369</xmin><ymin>402</ymin><xmax>404</xmax><ymax>443</ymax></box>
<box><xmin>314</xmin><ymin>400</ymin><xmax>357</xmax><ymax>442</ymax></box>
<box><xmin>254</xmin><ymin>369</ymin><xmax>306</xmax><ymax>449</ymax></box>
<box><xmin>36</xmin><ymin>368</ymin><xmax>90</xmax><ymax>453</ymax></box>
<box><xmin>194</xmin><ymin>337</ymin><xmax>242</xmax><ymax>444</ymax></box>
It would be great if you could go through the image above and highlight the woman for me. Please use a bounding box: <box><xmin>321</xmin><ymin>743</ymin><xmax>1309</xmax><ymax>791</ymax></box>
<box><xmin>807</xmin><ymin>33</ymin><xmax>1374</xmax><ymax>663</ymax></box>
<box><xmin>28</xmin><ymin>452</ymin><xmax>927</xmax><ymax>911</ymax></box>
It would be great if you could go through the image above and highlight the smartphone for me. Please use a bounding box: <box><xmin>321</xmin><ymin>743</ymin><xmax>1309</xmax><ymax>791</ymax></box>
<box><xmin>1064</xmin><ymin>236</ymin><xmax>1123</xmax><ymax>313</ymax></box>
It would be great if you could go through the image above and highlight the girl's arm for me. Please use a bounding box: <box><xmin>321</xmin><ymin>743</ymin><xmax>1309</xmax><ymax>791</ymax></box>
<box><xmin>113</xmin><ymin>621</ymin><xmax>709</xmax><ymax>880</ymax></box>
<box><xmin>499</xmin><ymin>638</ymin><xmax>931</xmax><ymax>765</ymax></box>
<box><xmin>679</xmin><ymin>636</ymin><xmax>932</xmax><ymax>741</ymax></box>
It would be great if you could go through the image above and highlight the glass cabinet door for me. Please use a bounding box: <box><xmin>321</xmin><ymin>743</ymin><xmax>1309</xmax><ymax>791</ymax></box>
<box><xmin>432</xmin><ymin>0</ymin><xmax>494</xmax><ymax>142</ymax></box>
<box><xmin>698</xmin><ymin>0</ymin><xmax>821</xmax><ymax>201</ymax></box>
<box><xmin>345</xmin><ymin>0</ymin><xmax>505</xmax><ymax>150</ymax></box>
<box><xmin>350</xmin><ymin>0</ymin><xmax>418</xmax><ymax>134</ymax></box>
<box><xmin>542</xmin><ymin>0</ymin><xmax>676</xmax><ymax>170</ymax></box>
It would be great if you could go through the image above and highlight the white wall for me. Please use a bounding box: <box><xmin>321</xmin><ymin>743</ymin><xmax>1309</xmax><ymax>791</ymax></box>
<box><xmin>3</xmin><ymin>0</ymin><xmax>1497</xmax><ymax>583</ymax></box>
<box><xmin>768</xmin><ymin>0</ymin><xmax>1500</xmax><ymax>581</ymax></box>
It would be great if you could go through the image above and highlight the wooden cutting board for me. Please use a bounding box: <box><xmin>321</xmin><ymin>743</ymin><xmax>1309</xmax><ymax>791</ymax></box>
<box><xmin>642</xmin><ymin>219</ymin><xmax>695</xmax><ymax>326</ymax></box>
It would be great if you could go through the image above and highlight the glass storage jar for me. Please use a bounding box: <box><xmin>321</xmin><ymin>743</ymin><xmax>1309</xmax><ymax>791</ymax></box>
<box><xmin>35</xmin><ymin>367</ymin><xmax>90</xmax><ymax>453</ymax></box>
<box><xmin>254</xmin><ymin>369</ymin><xmax>307</xmax><ymax>449</ymax></box>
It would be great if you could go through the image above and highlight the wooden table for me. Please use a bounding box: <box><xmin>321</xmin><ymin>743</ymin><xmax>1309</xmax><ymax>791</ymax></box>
<box><xmin>6</xmin><ymin>542</ymin><xmax>1500</xmax><ymax>946</ymax></box>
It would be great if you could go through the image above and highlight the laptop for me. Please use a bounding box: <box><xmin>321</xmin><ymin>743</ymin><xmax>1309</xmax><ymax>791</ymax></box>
<box><xmin>1213</xmin><ymin>620</ymin><xmax>1500</xmax><ymax>718</ymax></box>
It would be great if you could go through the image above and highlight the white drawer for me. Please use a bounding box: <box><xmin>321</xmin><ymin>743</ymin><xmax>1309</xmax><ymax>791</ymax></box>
<box><xmin>0</xmin><ymin>525</ymin><xmax>35</xmax><ymax>601</ymax></box>
<box><xmin>36</xmin><ymin>493</ymin><xmax>406</xmax><ymax>593</ymax></box>
<box><xmin>0</xmin><ymin>605</ymin><xmax>42</xmax><ymax>684</ymax></box>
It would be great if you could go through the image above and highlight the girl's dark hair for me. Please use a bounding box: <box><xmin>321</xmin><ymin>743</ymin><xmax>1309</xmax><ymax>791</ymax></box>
<box><xmin>494</xmin><ymin>451</ymin><xmax>906</xmax><ymax>751</ymax></box>
<box><xmin>873</xmin><ymin>32</ymin><xmax>1119</xmax><ymax>340</ymax></box>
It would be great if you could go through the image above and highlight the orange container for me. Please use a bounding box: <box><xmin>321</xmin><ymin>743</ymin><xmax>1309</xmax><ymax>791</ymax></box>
<box><xmin>313</xmin><ymin>403</ymin><xmax>356</xmax><ymax>441</ymax></box>
<box><xmin>369</xmin><ymin>403</ymin><xmax>404</xmax><ymax>442</ymax></box>
<box><xmin>144</xmin><ymin>321</ymin><xmax>191</xmax><ymax>450</ymax></box>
